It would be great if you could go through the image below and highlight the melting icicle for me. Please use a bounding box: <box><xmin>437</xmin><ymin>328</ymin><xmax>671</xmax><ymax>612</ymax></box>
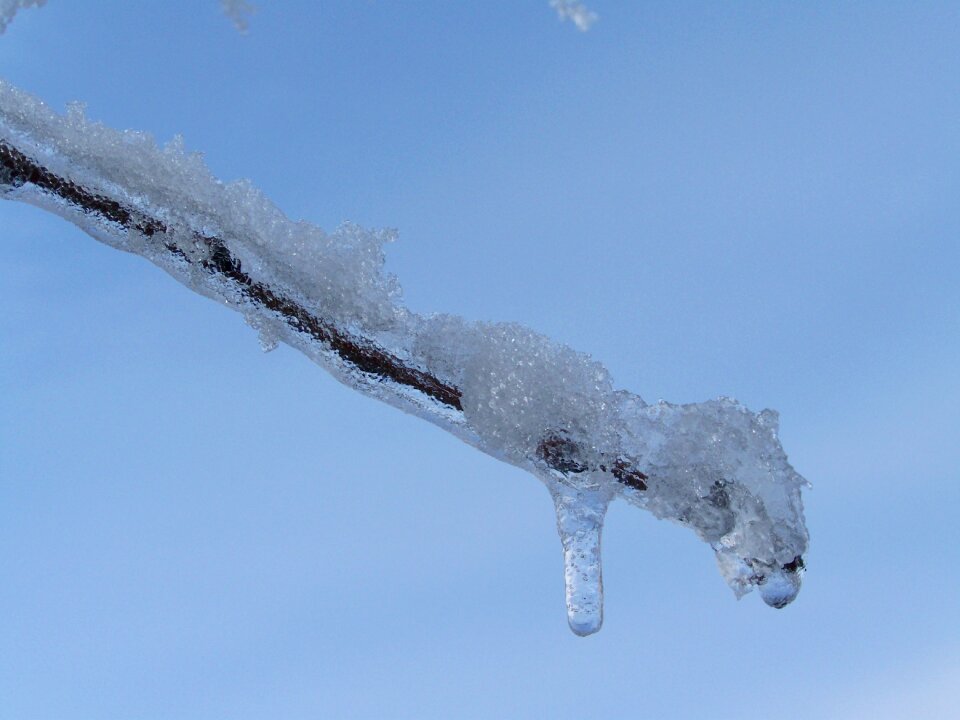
<box><xmin>552</xmin><ymin>484</ymin><xmax>610</xmax><ymax>636</ymax></box>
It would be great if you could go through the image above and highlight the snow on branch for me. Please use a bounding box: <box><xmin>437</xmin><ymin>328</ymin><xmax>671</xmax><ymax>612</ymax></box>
<box><xmin>0</xmin><ymin>80</ymin><xmax>808</xmax><ymax>635</ymax></box>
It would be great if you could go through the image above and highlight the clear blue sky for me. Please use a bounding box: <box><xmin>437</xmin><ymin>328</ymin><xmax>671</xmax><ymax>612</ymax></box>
<box><xmin>1</xmin><ymin>2</ymin><xmax>958</xmax><ymax>718</ymax></box>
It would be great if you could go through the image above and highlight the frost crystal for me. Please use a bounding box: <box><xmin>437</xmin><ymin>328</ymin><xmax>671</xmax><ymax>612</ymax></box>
<box><xmin>0</xmin><ymin>81</ymin><xmax>808</xmax><ymax>635</ymax></box>
<box><xmin>550</xmin><ymin>0</ymin><xmax>597</xmax><ymax>32</ymax></box>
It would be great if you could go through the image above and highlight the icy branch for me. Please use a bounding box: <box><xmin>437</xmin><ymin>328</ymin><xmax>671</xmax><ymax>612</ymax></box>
<box><xmin>0</xmin><ymin>81</ymin><xmax>808</xmax><ymax>634</ymax></box>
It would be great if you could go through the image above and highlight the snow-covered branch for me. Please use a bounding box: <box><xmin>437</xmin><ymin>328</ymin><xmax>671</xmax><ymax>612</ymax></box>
<box><xmin>0</xmin><ymin>78</ymin><xmax>807</xmax><ymax>634</ymax></box>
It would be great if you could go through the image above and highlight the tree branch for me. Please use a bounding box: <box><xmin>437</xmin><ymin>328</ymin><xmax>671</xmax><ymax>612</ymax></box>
<box><xmin>1</xmin><ymin>138</ymin><xmax>657</xmax><ymax>489</ymax></box>
<box><xmin>0</xmin><ymin>95</ymin><xmax>807</xmax><ymax>632</ymax></box>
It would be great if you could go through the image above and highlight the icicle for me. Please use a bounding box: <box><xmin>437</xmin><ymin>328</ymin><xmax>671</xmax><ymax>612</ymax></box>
<box><xmin>552</xmin><ymin>485</ymin><xmax>610</xmax><ymax>636</ymax></box>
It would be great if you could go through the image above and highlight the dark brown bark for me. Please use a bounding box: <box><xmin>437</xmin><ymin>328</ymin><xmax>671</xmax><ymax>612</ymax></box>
<box><xmin>0</xmin><ymin>140</ymin><xmax>463</xmax><ymax>410</ymax></box>
<box><xmin>1</xmin><ymin>138</ymin><xmax>648</xmax><ymax>488</ymax></box>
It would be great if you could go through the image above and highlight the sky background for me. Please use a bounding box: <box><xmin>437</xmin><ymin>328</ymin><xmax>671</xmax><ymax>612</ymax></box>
<box><xmin>1</xmin><ymin>1</ymin><xmax>958</xmax><ymax>718</ymax></box>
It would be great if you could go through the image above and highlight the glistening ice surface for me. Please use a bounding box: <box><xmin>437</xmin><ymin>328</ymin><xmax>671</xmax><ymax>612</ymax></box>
<box><xmin>0</xmin><ymin>80</ymin><xmax>808</xmax><ymax>635</ymax></box>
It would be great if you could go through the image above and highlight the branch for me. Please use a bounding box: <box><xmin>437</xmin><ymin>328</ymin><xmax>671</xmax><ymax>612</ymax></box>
<box><xmin>0</xmin><ymin>140</ymin><xmax>465</xmax><ymax>411</ymax></box>
<box><xmin>0</xmin><ymin>137</ymin><xmax>660</xmax><ymax>495</ymax></box>
<box><xmin>1</xmin><ymin>83</ymin><xmax>808</xmax><ymax>634</ymax></box>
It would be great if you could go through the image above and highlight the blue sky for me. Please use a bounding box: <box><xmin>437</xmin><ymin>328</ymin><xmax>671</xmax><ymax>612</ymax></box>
<box><xmin>1</xmin><ymin>2</ymin><xmax>958</xmax><ymax>718</ymax></box>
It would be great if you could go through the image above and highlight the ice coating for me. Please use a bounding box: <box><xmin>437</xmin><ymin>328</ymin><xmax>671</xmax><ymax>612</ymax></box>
<box><xmin>614</xmin><ymin>397</ymin><xmax>809</xmax><ymax>603</ymax></box>
<box><xmin>414</xmin><ymin>318</ymin><xmax>619</xmax><ymax>468</ymax></box>
<box><xmin>0</xmin><ymin>80</ymin><xmax>809</xmax><ymax>635</ymax></box>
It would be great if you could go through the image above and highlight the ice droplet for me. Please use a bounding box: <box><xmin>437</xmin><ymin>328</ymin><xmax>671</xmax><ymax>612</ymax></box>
<box><xmin>552</xmin><ymin>486</ymin><xmax>609</xmax><ymax>636</ymax></box>
<box><xmin>758</xmin><ymin>568</ymin><xmax>802</xmax><ymax>609</ymax></box>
